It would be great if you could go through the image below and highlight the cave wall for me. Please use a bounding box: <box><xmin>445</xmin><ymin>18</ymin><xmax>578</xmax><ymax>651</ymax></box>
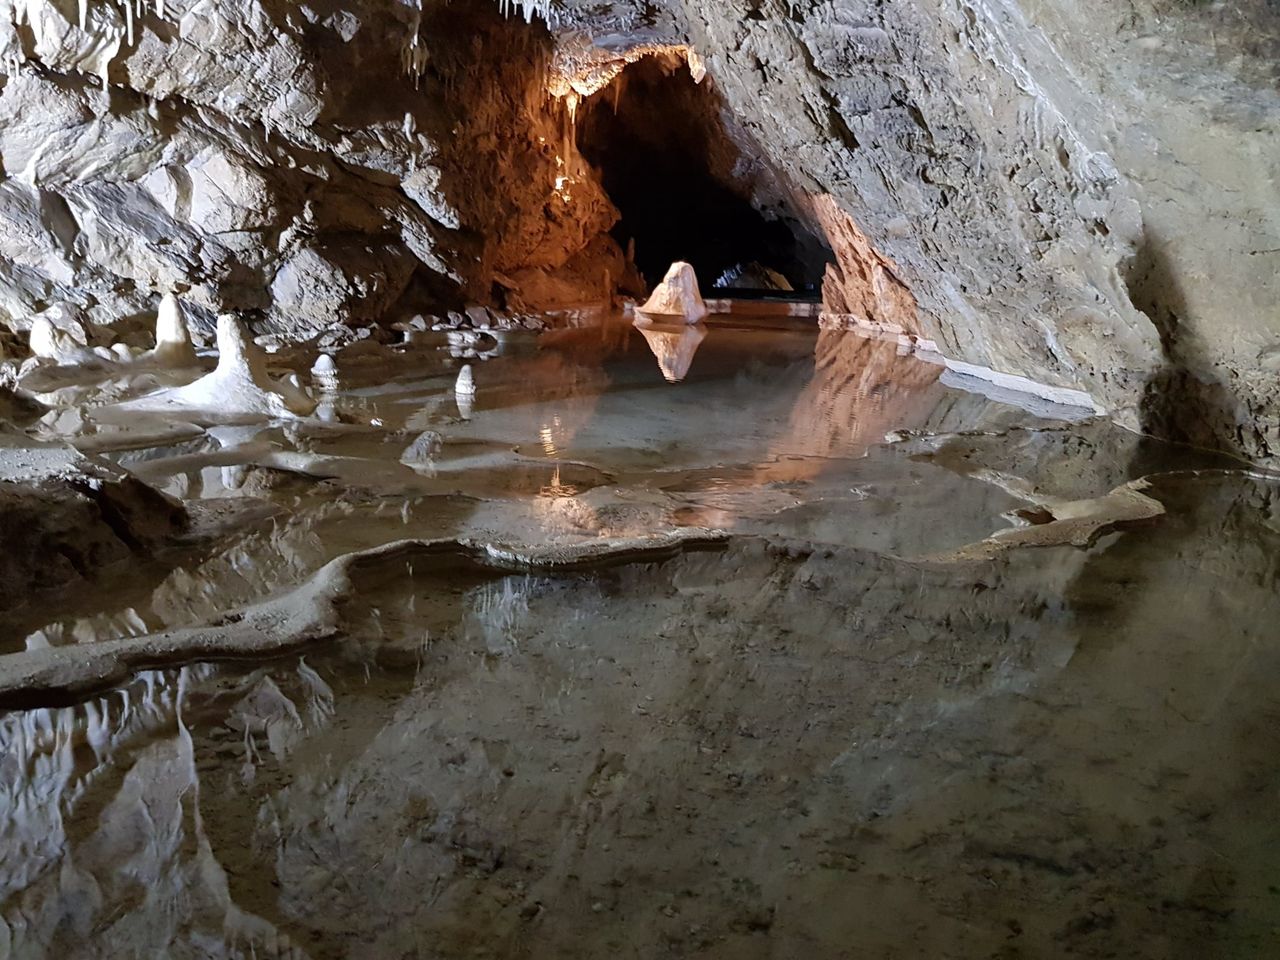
<box><xmin>550</xmin><ymin>0</ymin><xmax>1278</xmax><ymax>455</ymax></box>
<box><xmin>704</xmin><ymin>0</ymin><xmax>1279</xmax><ymax>453</ymax></box>
<box><xmin>0</xmin><ymin>0</ymin><xmax>1275</xmax><ymax>458</ymax></box>
<box><xmin>0</xmin><ymin>0</ymin><xmax>622</xmax><ymax>342</ymax></box>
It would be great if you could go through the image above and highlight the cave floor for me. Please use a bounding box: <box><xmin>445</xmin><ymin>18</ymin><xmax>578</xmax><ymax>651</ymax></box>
<box><xmin>1</xmin><ymin>317</ymin><xmax>1278</xmax><ymax>958</ymax></box>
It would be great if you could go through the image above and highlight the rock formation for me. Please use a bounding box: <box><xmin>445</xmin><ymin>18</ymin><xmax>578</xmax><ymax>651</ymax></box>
<box><xmin>127</xmin><ymin>314</ymin><xmax>314</xmax><ymax>418</ymax></box>
<box><xmin>637</xmin><ymin>262</ymin><xmax>709</xmax><ymax>323</ymax></box>
<box><xmin>454</xmin><ymin>363</ymin><xmax>477</xmax><ymax>397</ymax></box>
<box><xmin>0</xmin><ymin>435</ymin><xmax>185</xmax><ymax>611</ymax></box>
<box><xmin>148</xmin><ymin>293</ymin><xmax>197</xmax><ymax>367</ymax></box>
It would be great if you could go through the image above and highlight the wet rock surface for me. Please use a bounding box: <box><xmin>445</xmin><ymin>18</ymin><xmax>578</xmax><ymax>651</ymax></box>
<box><xmin>0</xmin><ymin>441</ymin><xmax>185</xmax><ymax>613</ymax></box>
<box><xmin>1</xmin><ymin>482</ymin><xmax>1278</xmax><ymax>957</ymax></box>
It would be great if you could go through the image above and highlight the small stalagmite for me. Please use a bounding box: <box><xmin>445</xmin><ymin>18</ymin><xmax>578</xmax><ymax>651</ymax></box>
<box><xmin>151</xmin><ymin>293</ymin><xmax>198</xmax><ymax>367</ymax></box>
<box><xmin>310</xmin><ymin>353</ymin><xmax>340</xmax><ymax>421</ymax></box>
<box><xmin>455</xmin><ymin>364</ymin><xmax>477</xmax><ymax>396</ymax></box>
<box><xmin>637</xmin><ymin>262</ymin><xmax>709</xmax><ymax>324</ymax></box>
<box><xmin>311</xmin><ymin>352</ymin><xmax>339</xmax><ymax>388</ymax></box>
<box><xmin>455</xmin><ymin>364</ymin><xmax>476</xmax><ymax>419</ymax></box>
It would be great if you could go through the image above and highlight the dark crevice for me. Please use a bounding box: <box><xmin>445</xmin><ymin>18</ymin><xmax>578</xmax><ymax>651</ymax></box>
<box><xmin>575</xmin><ymin>57</ymin><xmax>830</xmax><ymax>294</ymax></box>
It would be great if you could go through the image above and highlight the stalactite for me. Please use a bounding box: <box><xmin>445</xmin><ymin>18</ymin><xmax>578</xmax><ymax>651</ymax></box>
<box><xmin>497</xmin><ymin>0</ymin><xmax>559</xmax><ymax>28</ymax></box>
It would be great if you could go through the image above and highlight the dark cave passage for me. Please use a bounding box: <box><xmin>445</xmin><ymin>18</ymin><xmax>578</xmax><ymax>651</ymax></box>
<box><xmin>576</xmin><ymin>57</ymin><xmax>830</xmax><ymax>297</ymax></box>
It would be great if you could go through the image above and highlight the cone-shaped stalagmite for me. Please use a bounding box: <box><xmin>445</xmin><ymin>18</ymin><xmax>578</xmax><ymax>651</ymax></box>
<box><xmin>637</xmin><ymin>262</ymin><xmax>709</xmax><ymax>324</ymax></box>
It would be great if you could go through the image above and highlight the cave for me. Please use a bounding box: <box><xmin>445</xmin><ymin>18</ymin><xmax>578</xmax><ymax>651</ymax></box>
<box><xmin>0</xmin><ymin>0</ymin><xmax>1277</xmax><ymax>956</ymax></box>
<box><xmin>575</xmin><ymin>56</ymin><xmax>830</xmax><ymax>296</ymax></box>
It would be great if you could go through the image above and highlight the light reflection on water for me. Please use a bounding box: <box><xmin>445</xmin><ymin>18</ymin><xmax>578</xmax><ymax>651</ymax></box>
<box><xmin>7</xmin><ymin>317</ymin><xmax>1035</xmax><ymax>660</ymax></box>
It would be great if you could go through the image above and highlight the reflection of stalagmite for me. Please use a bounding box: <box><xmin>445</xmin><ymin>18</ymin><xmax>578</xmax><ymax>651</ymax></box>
<box><xmin>637</xmin><ymin>261</ymin><xmax>708</xmax><ymax>323</ymax></box>
<box><xmin>150</xmin><ymin>293</ymin><xmax>198</xmax><ymax>367</ymax></box>
<box><xmin>635</xmin><ymin>320</ymin><xmax>707</xmax><ymax>382</ymax></box>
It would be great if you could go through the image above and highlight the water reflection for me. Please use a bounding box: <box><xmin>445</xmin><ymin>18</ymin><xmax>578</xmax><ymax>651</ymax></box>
<box><xmin>633</xmin><ymin>319</ymin><xmax>707</xmax><ymax>382</ymax></box>
<box><xmin>2</xmin><ymin>488</ymin><xmax>1276</xmax><ymax>957</ymax></box>
<box><xmin>5</xmin><ymin>317</ymin><xmax>1056</xmax><ymax>659</ymax></box>
<box><xmin>786</xmin><ymin>330</ymin><xmax>946</xmax><ymax>458</ymax></box>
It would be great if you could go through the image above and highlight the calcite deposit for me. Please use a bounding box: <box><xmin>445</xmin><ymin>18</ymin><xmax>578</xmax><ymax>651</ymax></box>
<box><xmin>637</xmin><ymin>261</ymin><xmax>709</xmax><ymax>323</ymax></box>
<box><xmin>125</xmin><ymin>313</ymin><xmax>314</xmax><ymax>417</ymax></box>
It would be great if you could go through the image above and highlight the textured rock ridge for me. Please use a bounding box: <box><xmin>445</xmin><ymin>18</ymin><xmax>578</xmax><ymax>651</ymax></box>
<box><xmin>0</xmin><ymin>0</ymin><xmax>625</xmax><ymax>341</ymax></box>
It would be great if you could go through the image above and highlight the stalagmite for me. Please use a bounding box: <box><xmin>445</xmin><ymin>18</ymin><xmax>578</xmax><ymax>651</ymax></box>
<box><xmin>637</xmin><ymin>262</ymin><xmax>709</xmax><ymax>324</ymax></box>
<box><xmin>455</xmin><ymin>364</ymin><xmax>476</xmax><ymax>397</ymax></box>
<box><xmin>311</xmin><ymin>352</ymin><xmax>338</xmax><ymax>384</ymax></box>
<box><xmin>126</xmin><ymin>314</ymin><xmax>314</xmax><ymax>417</ymax></box>
<box><xmin>310</xmin><ymin>353</ymin><xmax>339</xmax><ymax>421</ymax></box>
<box><xmin>150</xmin><ymin>294</ymin><xmax>198</xmax><ymax>367</ymax></box>
<box><xmin>455</xmin><ymin>364</ymin><xmax>476</xmax><ymax>419</ymax></box>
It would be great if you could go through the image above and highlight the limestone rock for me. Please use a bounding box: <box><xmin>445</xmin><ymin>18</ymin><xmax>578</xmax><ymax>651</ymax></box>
<box><xmin>0</xmin><ymin>0</ymin><xmax>1272</xmax><ymax>458</ymax></box>
<box><xmin>400</xmin><ymin>430</ymin><xmax>444</xmax><ymax>471</ymax></box>
<box><xmin>637</xmin><ymin>262</ymin><xmax>709</xmax><ymax>323</ymax></box>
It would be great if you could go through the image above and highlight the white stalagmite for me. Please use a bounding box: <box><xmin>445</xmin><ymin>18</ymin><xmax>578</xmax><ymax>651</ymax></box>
<box><xmin>310</xmin><ymin>353</ymin><xmax>339</xmax><ymax>421</ymax></box>
<box><xmin>455</xmin><ymin>363</ymin><xmax>476</xmax><ymax>396</ymax></box>
<box><xmin>126</xmin><ymin>314</ymin><xmax>314</xmax><ymax>417</ymax></box>
<box><xmin>637</xmin><ymin>262</ymin><xmax>709</xmax><ymax>324</ymax></box>
<box><xmin>311</xmin><ymin>352</ymin><xmax>338</xmax><ymax>382</ymax></box>
<box><xmin>455</xmin><ymin>363</ymin><xmax>476</xmax><ymax>419</ymax></box>
<box><xmin>150</xmin><ymin>293</ymin><xmax>198</xmax><ymax>367</ymax></box>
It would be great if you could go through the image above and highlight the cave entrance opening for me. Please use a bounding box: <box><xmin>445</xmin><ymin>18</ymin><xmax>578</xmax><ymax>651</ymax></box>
<box><xmin>574</xmin><ymin>56</ymin><xmax>830</xmax><ymax>300</ymax></box>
